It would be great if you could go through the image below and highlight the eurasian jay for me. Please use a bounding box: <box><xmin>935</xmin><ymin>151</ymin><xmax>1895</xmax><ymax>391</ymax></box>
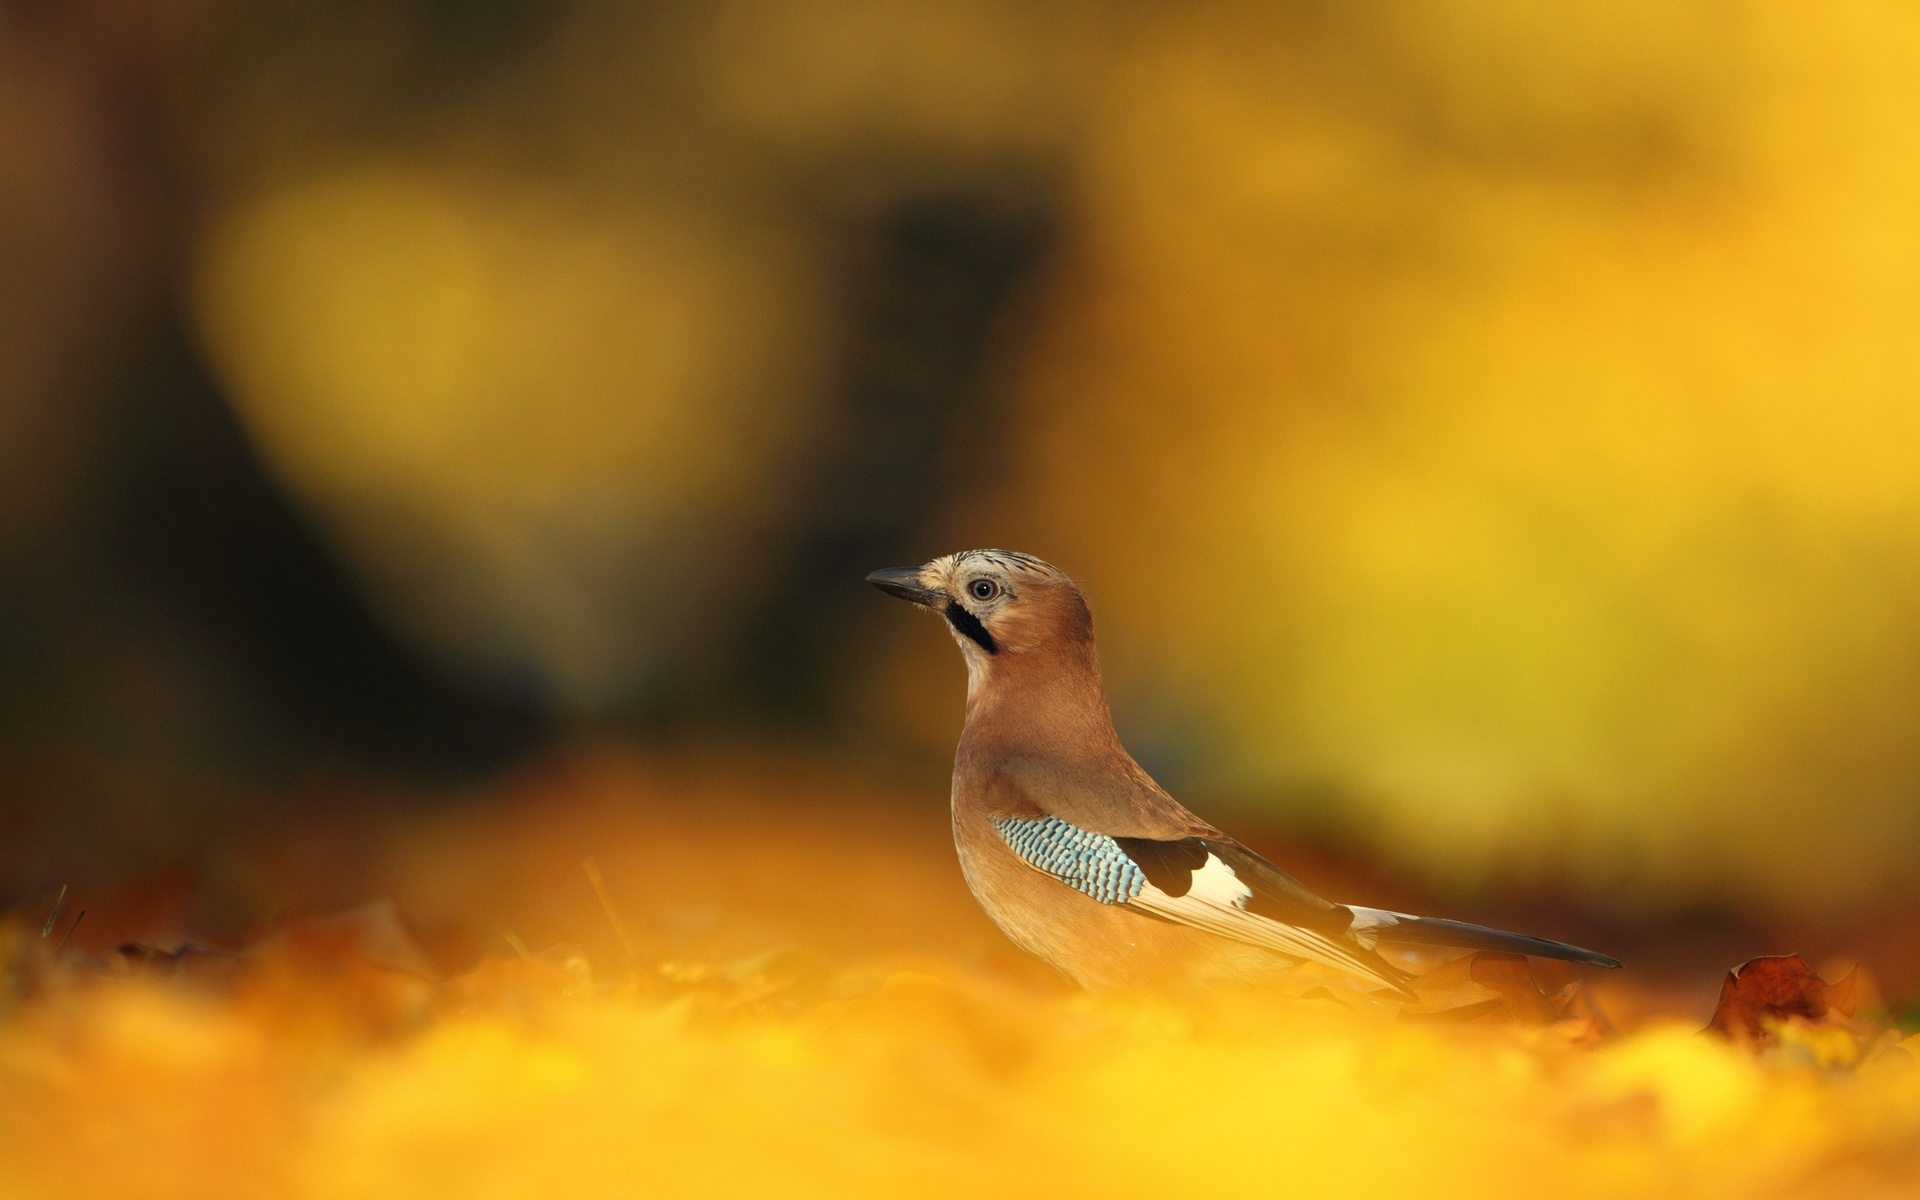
<box><xmin>868</xmin><ymin>549</ymin><xmax>1620</xmax><ymax>996</ymax></box>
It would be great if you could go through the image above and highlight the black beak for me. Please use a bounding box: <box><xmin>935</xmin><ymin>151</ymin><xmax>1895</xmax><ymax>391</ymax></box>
<box><xmin>866</xmin><ymin>567</ymin><xmax>947</xmax><ymax>608</ymax></box>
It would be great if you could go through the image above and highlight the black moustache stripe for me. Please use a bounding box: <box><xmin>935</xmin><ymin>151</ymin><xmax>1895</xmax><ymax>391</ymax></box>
<box><xmin>944</xmin><ymin>603</ymin><xmax>998</xmax><ymax>655</ymax></box>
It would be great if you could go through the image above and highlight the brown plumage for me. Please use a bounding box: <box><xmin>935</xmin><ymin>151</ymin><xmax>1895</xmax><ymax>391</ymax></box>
<box><xmin>868</xmin><ymin>549</ymin><xmax>1621</xmax><ymax>995</ymax></box>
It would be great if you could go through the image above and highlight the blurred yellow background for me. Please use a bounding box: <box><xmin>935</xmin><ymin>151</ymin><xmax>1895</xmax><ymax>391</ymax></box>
<box><xmin>17</xmin><ymin>7</ymin><xmax>1920</xmax><ymax>1199</ymax></box>
<box><xmin>8</xmin><ymin>0</ymin><xmax>1920</xmax><ymax>938</ymax></box>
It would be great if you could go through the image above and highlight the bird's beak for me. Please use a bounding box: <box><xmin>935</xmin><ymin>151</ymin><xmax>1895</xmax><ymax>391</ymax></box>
<box><xmin>866</xmin><ymin>567</ymin><xmax>947</xmax><ymax>608</ymax></box>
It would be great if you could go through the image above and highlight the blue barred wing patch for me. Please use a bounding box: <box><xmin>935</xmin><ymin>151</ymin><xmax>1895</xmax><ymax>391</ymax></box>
<box><xmin>990</xmin><ymin>815</ymin><xmax>1146</xmax><ymax>905</ymax></box>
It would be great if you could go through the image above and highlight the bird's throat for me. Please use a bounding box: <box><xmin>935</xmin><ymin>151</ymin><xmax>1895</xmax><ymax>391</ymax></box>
<box><xmin>960</xmin><ymin>637</ymin><xmax>1115</xmax><ymax>747</ymax></box>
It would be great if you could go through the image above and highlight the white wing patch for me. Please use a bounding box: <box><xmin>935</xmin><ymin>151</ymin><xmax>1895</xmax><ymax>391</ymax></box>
<box><xmin>1126</xmin><ymin>856</ymin><xmax>1405</xmax><ymax>993</ymax></box>
<box><xmin>1184</xmin><ymin>854</ymin><xmax>1254</xmax><ymax>908</ymax></box>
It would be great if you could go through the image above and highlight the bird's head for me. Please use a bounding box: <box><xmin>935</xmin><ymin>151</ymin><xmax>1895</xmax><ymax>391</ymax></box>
<box><xmin>866</xmin><ymin>550</ymin><xmax>1093</xmax><ymax>684</ymax></box>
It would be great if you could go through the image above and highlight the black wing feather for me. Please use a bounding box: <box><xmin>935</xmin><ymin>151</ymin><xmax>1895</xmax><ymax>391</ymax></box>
<box><xmin>1366</xmin><ymin>914</ymin><xmax>1622</xmax><ymax>969</ymax></box>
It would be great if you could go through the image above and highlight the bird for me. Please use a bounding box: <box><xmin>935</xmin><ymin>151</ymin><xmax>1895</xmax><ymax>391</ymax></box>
<box><xmin>867</xmin><ymin>548</ymin><xmax>1621</xmax><ymax>997</ymax></box>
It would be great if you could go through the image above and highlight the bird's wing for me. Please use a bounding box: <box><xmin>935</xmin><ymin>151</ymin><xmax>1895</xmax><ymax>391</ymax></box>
<box><xmin>1213</xmin><ymin>839</ymin><xmax>1622</xmax><ymax>969</ymax></box>
<box><xmin>991</xmin><ymin>754</ymin><xmax>1355</xmax><ymax>929</ymax></box>
<box><xmin>988</xmin><ymin>758</ymin><xmax>1622</xmax><ymax>974</ymax></box>
<box><xmin>1345</xmin><ymin>907</ymin><xmax>1622</xmax><ymax>969</ymax></box>
<box><xmin>990</xmin><ymin>814</ymin><xmax>1413</xmax><ymax>996</ymax></box>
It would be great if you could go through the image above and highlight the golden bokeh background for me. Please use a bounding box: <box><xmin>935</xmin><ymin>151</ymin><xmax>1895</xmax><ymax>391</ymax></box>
<box><xmin>9</xmin><ymin>0</ymin><xmax>1920</xmax><ymax>978</ymax></box>
<box><xmin>13</xmin><ymin>4</ymin><xmax>1920</xmax><ymax>1196</ymax></box>
<box><xmin>151</xmin><ymin>0</ymin><xmax>1920</xmax><ymax>918</ymax></box>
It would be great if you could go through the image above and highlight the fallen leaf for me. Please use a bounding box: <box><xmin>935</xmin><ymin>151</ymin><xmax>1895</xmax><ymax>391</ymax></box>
<box><xmin>1704</xmin><ymin>954</ymin><xmax>1855</xmax><ymax>1046</ymax></box>
<box><xmin>233</xmin><ymin>900</ymin><xmax>438</xmax><ymax>1041</ymax></box>
<box><xmin>1402</xmin><ymin>952</ymin><xmax>1581</xmax><ymax>1024</ymax></box>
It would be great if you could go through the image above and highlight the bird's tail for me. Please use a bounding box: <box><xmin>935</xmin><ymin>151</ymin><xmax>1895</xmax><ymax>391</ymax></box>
<box><xmin>1346</xmin><ymin>908</ymin><xmax>1622</xmax><ymax>969</ymax></box>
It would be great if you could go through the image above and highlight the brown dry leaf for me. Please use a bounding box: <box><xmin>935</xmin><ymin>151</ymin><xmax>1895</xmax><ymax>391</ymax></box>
<box><xmin>1400</xmin><ymin>952</ymin><xmax>1497</xmax><ymax>1016</ymax></box>
<box><xmin>242</xmin><ymin>900</ymin><xmax>437</xmax><ymax>979</ymax></box>
<box><xmin>1467</xmin><ymin>953</ymin><xmax>1567</xmax><ymax>1025</ymax></box>
<box><xmin>1703</xmin><ymin>954</ymin><xmax>1855</xmax><ymax>1047</ymax></box>
<box><xmin>1402</xmin><ymin>952</ymin><xmax>1581</xmax><ymax>1025</ymax></box>
<box><xmin>232</xmin><ymin>900</ymin><xmax>437</xmax><ymax>1042</ymax></box>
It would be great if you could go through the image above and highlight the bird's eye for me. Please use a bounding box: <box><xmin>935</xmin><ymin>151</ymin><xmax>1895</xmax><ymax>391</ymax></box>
<box><xmin>968</xmin><ymin>578</ymin><xmax>999</xmax><ymax>602</ymax></box>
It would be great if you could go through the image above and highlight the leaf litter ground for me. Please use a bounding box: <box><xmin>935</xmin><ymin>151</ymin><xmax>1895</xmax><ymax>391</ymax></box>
<box><xmin>4</xmin><ymin>749</ymin><xmax>1920</xmax><ymax>1200</ymax></box>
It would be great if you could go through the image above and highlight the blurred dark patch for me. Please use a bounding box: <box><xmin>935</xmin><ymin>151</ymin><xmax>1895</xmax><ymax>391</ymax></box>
<box><xmin>190</xmin><ymin>0</ymin><xmax>574</xmax><ymax>153</ymax></box>
<box><xmin>105</xmin><ymin>312</ymin><xmax>549</xmax><ymax>775</ymax></box>
<box><xmin>730</xmin><ymin>189</ymin><xmax>1057</xmax><ymax>719</ymax></box>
